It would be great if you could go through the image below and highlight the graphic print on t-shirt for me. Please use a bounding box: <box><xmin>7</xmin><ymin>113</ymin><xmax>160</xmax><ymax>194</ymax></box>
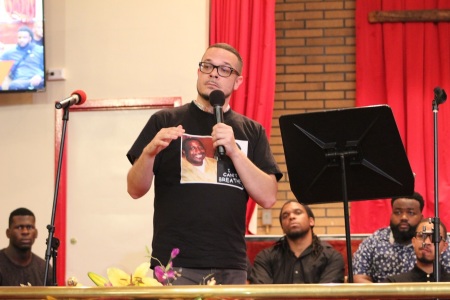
<box><xmin>180</xmin><ymin>134</ymin><xmax>246</xmax><ymax>190</ymax></box>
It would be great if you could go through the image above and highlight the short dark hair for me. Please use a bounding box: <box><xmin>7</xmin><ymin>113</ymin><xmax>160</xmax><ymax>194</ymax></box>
<box><xmin>391</xmin><ymin>191</ymin><xmax>424</xmax><ymax>212</ymax></box>
<box><xmin>9</xmin><ymin>207</ymin><xmax>35</xmax><ymax>227</ymax></box>
<box><xmin>182</xmin><ymin>137</ymin><xmax>204</xmax><ymax>152</ymax></box>
<box><xmin>279</xmin><ymin>200</ymin><xmax>315</xmax><ymax>226</ymax></box>
<box><xmin>18</xmin><ymin>26</ymin><xmax>33</xmax><ymax>38</ymax></box>
<box><xmin>207</xmin><ymin>43</ymin><xmax>243</xmax><ymax>74</ymax></box>
<box><xmin>279</xmin><ymin>200</ymin><xmax>323</xmax><ymax>257</ymax></box>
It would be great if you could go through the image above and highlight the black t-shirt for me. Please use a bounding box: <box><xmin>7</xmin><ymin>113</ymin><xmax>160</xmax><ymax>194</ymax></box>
<box><xmin>385</xmin><ymin>264</ymin><xmax>450</xmax><ymax>282</ymax></box>
<box><xmin>127</xmin><ymin>102</ymin><xmax>282</xmax><ymax>270</ymax></box>
<box><xmin>0</xmin><ymin>249</ymin><xmax>53</xmax><ymax>286</ymax></box>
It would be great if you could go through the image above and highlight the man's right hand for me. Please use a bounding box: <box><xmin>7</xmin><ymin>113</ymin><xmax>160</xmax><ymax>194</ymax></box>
<box><xmin>127</xmin><ymin>125</ymin><xmax>184</xmax><ymax>199</ymax></box>
<box><xmin>143</xmin><ymin>125</ymin><xmax>185</xmax><ymax>158</ymax></box>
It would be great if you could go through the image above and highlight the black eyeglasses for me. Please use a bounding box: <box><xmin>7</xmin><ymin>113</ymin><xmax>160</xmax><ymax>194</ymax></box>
<box><xmin>198</xmin><ymin>62</ymin><xmax>240</xmax><ymax>77</ymax></box>
<box><xmin>415</xmin><ymin>232</ymin><xmax>445</xmax><ymax>242</ymax></box>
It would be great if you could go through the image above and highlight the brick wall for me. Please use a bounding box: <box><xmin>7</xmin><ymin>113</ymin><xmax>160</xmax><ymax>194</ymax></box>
<box><xmin>255</xmin><ymin>0</ymin><xmax>356</xmax><ymax>235</ymax></box>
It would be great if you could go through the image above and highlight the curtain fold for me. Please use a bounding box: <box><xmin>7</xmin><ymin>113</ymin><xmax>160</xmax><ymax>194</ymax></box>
<box><xmin>351</xmin><ymin>0</ymin><xmax>450</xmax><ymax>233</ymax></box>
<box><xmin>210</xmin><ymin>0</ymin><xmax>276</xmax><ymax>234</ymax></box>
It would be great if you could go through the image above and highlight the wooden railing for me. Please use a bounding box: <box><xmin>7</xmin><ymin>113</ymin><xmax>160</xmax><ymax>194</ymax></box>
<box><xmin>1</xmin><ymin>283</ymin><xmax>450</xmax><ymax>299</ymax></box>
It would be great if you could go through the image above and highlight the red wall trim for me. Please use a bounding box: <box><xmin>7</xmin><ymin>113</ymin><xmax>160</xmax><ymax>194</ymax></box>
<box><xmin>53</xmin><ymin>97</ymin><xmax>181</xmax><ymax>285</ymax></box>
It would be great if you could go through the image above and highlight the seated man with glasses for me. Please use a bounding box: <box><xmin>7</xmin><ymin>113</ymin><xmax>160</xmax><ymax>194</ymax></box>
<box><xmin>385</xmin><ymin>218</ymin><xmax>450</xmax><ymax>282</ymax></box>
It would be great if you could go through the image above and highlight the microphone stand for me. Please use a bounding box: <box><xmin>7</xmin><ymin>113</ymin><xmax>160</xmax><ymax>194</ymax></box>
<box><xmin>431</xmin><ymin>87</ymin><xmax>447</xmax><ymax>283</ymax></box>
<box><xmin>44</xmin><ymin>105</ymin><xmax>70</xmax><ymax>286</ymax></box>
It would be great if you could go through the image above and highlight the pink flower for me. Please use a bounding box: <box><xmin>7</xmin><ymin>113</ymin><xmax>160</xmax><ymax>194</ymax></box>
<box><xmin>171</xmin><ymin>248</ymin><xmax>180</xmax><ymax>259</ymax></box>
<box><xmin>153</xmin><ymin>249</ymin><xmax>179</xmax><ymax>285</ymax></box>
<box><xmin>154</xmin><ymin>263</ymin><xmax>176</xmax><ymax>285</ymax></box>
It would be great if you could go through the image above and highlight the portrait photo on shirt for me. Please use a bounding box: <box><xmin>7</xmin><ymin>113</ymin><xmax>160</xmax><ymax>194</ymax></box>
<box><xmin>180</xmin><ymin>134</ymin><xmax>218</xmax><ymax>184</ymax></box>
<box><xmin>180</xmin><ymin>133</ymin><xmax>246</xmax><ymax>190</ymax></box>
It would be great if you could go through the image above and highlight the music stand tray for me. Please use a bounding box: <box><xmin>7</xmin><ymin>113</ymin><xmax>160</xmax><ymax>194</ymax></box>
<box><xmin>279</xmin><ymin>105</ymin><xmax>415</xmax><ymax>282</ymax></box>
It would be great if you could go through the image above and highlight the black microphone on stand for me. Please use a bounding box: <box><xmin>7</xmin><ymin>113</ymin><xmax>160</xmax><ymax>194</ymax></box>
<box><xmin>434</xmin><ymin>87</ymin><xmax>447</xmax><ymax>105</ymax></box>
<box><xmin>431</xmin><ymin>86</ymin><xmax>447</xmax><ymax>283</ymax></box>
<box><xmin>209</xmin><ymin>89</ymin><xmax>226</xmax><ymax>156</ymax></box>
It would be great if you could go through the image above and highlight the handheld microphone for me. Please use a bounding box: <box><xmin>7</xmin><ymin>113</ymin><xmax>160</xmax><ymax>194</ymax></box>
<box><xmin>55</xmin><ymin>90</ymin><xmax>87</xmax><ymax>109</ymax></box>
<box><xmin>209</xmin><ymin>89</ymin><xmax>226</xmax><ymax>156</ymax></box>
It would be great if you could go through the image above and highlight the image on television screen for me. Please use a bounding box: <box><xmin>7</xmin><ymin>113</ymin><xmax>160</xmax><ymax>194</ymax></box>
<box><xmin>0</xmin><ymin>0</ymin><xmax>45</xmax><ymax>93</ymax></box>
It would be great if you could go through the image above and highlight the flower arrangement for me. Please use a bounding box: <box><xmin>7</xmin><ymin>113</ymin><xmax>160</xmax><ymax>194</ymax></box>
<box><xmin>153</xmin><ymin>248</ymin><xmax>180</xmax><ymax>285</ymax></box>
<box><xmin>151</xmin><ymin>248</ymin><xmax>216</xmax><ymax>285</ymax></box>
<box><xmin>88</xmin><ymin>261</ymin><xmax>161</xmax><ymax>287</ymax></box>
<box><xmin>88</xmin><ymin>247</ymin><xmax>180</xmax><ymax>286</ymax></box>
<box><xmin>88</xmin><ymin>247</ymin><xmax>216</xmax><ymax>286</ymax></box>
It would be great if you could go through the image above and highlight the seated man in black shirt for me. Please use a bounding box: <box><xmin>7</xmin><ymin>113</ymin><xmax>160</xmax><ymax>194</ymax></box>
<box><xmin>385</xmin><ymin>218</ymin><xmax>450</xmax><ymax>282</ymax></box>
<box><xmin>248</xmin><ymin>200</ymin><xmax>345</xmax><ymax>283</ymax></box>
<box><xmin>0</xmin><ymin>207</ymin><xmax>53</xmax><ymax>286</ymax></box>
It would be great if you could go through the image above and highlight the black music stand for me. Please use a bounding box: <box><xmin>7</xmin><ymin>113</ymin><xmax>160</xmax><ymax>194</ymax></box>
<box><xmin>279</xmin><ymin>105</ymin><xmax>415</xmax><ymax>283</ymax></box>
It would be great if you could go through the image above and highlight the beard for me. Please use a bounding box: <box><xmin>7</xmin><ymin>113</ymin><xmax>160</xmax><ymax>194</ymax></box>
<box><xmin>285</xmin><ymin>228</ymin><xmax>309</xmax><ymax>240</ymax></box>
<box><xmin>417</xmin><ymin>255</ymin><xmax>434</xmax><ymax>265</ymax></box>
<box><xmin>197</xmin><ymin>87</ymin><xmax>231</xmax><ymax>102</ymax></box>
<box><xmin>390</xmin><ymin>220</ymin><xmax>417</xmax><ymax>244</ymax></box>
<box><xmin>199</xmin><ymin>89</ymin><xmax>210</xmax><ymax>101</ymax></box>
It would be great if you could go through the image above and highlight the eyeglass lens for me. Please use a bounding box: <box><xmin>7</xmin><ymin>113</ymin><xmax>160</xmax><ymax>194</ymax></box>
<box><xmin>416</xmin><ymin>232</ymin><xmax>443</xmax><ymax>242</ymax></box>
<box><xmin>199</xmin><ymin>62</ymin><xmax>235</xmax><ymax>77</ymax></box>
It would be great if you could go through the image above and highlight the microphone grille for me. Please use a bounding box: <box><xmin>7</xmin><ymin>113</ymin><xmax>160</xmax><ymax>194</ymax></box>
<box><xmin>209</xmin><ymin>90</ymin><xmax>225</xmax><ymax>106</ymax></box>
<box><xmin>72</xmin><ymin>90</ymin><xmax>87</xmax><ymax>105</ymax></box>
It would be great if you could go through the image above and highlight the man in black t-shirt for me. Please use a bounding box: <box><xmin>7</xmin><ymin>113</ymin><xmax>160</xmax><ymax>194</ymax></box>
<box><xmin>0</xmin><ymin>207</ymin><xmax>53</xmax><ymax>286</ymax></box>
<box><xmin>127</xmin><ymin>43</ymin><xmax>282</xmax><ymax>285</ymax></box>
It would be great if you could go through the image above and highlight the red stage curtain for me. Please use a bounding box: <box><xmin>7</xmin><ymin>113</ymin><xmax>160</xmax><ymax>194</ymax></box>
<box><xmin>4</xmin><ymin>0</ymin><xmax>36</xmax><ymax>21</ymax></box>
<box><xmin>351</xmin><ymin>0</ymin><xmax>450</xmax><ymax>233</ymax></box>
<box><xmin>209</xmin><ymin>0</ymin><xmax>277</xmax><ymax>234</ymax></box>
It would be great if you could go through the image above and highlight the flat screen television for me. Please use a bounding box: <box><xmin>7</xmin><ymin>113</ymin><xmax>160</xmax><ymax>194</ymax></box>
<box><xmin>0</xmin><ymin>0</ymin><xmax>45</xmax><ymax>93</ymax></box>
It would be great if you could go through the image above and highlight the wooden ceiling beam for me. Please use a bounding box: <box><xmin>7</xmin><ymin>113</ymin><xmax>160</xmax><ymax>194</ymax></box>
<box><xmin>369</xmin><ymin>9</ymin><xmax>450</xmax><ymax>23</ymax></box>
